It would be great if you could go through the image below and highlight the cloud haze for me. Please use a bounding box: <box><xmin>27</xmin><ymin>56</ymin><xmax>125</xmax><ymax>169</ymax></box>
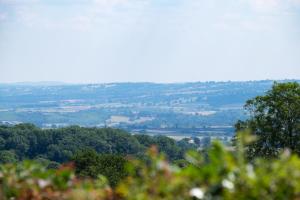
<box><xmin>0</xmin><ymin>0</ymin><xmax>300</xmax><ymax>83</ymax></box>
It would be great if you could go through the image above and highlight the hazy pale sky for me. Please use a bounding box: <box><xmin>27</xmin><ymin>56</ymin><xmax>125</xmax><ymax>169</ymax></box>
<box><xmin>0</xmin><ymin>0</ymin><xmax>300</xmax><ymax>83</ymax></box>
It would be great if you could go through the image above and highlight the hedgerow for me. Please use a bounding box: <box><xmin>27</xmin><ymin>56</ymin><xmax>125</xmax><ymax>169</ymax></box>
<box><xmin>1</xmin><ymin>133</ymin><xmax>300</xmax><ymax>200</ymax></box>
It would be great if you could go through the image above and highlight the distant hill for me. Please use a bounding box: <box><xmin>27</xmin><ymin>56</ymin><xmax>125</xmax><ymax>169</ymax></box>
<box><xmin>0</xmin><ymin>80</ymin><xmax>299</xmax><ymax>137</ymax></box>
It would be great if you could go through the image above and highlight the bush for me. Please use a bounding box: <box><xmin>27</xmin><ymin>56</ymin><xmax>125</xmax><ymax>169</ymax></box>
<box><xmin>117</xmin><ymin>136</ymin><xmax>300</xmax><ymax>199</ymax></box>
<box><xmin>0</xmin><ymin>150</ymin><xmax>17</xmax><ymax>164</ymax></box>
<box><xmin>0</xmin><ymin>161</ymin><xmax>112</xmax><ymax>200</ymax></box>
<box><xmin>2</xmin><ymin>134</ymin><xmax>300</xmax><ymax>199</ymax></box>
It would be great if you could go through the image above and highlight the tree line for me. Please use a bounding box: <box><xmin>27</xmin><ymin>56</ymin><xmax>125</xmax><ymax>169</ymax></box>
<box><xmin>0</xmin><ymin>124</ymin><xmax>197</xmax><ymax>165</ymax></box>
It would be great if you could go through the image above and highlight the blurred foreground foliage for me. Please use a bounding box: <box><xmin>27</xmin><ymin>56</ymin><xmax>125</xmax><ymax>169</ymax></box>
<box><xmin>0</xmin><ymin>161</ymin><xmax>112</xmax><ymax>200</ymax></box>
<box><xmin>1</xmin><ymin>132</ymin><xmax>300</xmax><ymax>200</ymax></box>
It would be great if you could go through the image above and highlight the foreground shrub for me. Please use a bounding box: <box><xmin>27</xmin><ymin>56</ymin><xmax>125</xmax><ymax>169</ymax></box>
<box><xmin>1</xmin><ymin>134</ymin><xmax>300</xmax><ymax>199</ymax></box>
<box><xmin>117</xmin><ymin>134</ymin><xmax>300</xmax><ymax>200</ymax></box>
<box><xmin>0</xmin><ymin>161</ymin><xmax>112</xmax><ymax>200</ymax></box>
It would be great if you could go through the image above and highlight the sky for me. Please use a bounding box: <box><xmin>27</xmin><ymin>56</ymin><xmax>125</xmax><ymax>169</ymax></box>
<box><xmin>0</xmin><ymin>0</ymin><xmax>300</xmax><ymax>83</ymax></box>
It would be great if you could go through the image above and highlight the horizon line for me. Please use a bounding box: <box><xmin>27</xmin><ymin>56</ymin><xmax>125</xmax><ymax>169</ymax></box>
<box><xmin>0</xmin><ymin>79</ymin><xmax>299</xmax><ymax>86</ymax></box>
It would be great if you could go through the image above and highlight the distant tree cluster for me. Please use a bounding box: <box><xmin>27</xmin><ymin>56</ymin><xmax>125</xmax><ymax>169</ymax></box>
<box><xmin>0</xmin><ymin>124</ymin><xmax>196</xmax><ymax>166</ymax></box>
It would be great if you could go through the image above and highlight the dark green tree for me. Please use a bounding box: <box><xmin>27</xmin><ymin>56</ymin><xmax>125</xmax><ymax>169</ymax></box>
<box><xmin>0</xmin><ymin>137</ymin><xmax>6</xmax><ymax>150</ymax></box>
<box><xmin>97</xmin><ymin>154</ymin><xmax>128</xmax><ymax>187</ymax></box>
<box><xmin>72</xmin><ymin>149</ymin><xmax>101</xmax><ymax>178</ymax></box>
<box><xmin>72</xmin><ymin>149</ymin><xmax>128</xmax><ymax>187</ymax></box>
<box><xmin>0</xmin><ymin>150</ymin><xmax>17</xmax><ymax>164</ymax></box>
<box><xmin>193</xmin><ymin>137</ymin><xmax>201</xmax><ymax>146</ymax></box>
<box><xmin>235</xmin><ymin>82</ymin><xmax>300</xmax><ymax>158</ymax></box>
<box><xmin>202</xmin><ymin>137</ymin><xmax>211</xmax><ymax>148</ymax></box>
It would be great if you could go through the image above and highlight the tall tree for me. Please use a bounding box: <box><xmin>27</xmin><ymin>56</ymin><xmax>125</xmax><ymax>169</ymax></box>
<box><xmin>72</xmin><ymin>149</ymin><xmax>128</xmax><ymax>187</ymax></box>
<box><xmin>235</xmin><ymin>82</ymin><xmax>300</xmax><ymax>158</ymax></box>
